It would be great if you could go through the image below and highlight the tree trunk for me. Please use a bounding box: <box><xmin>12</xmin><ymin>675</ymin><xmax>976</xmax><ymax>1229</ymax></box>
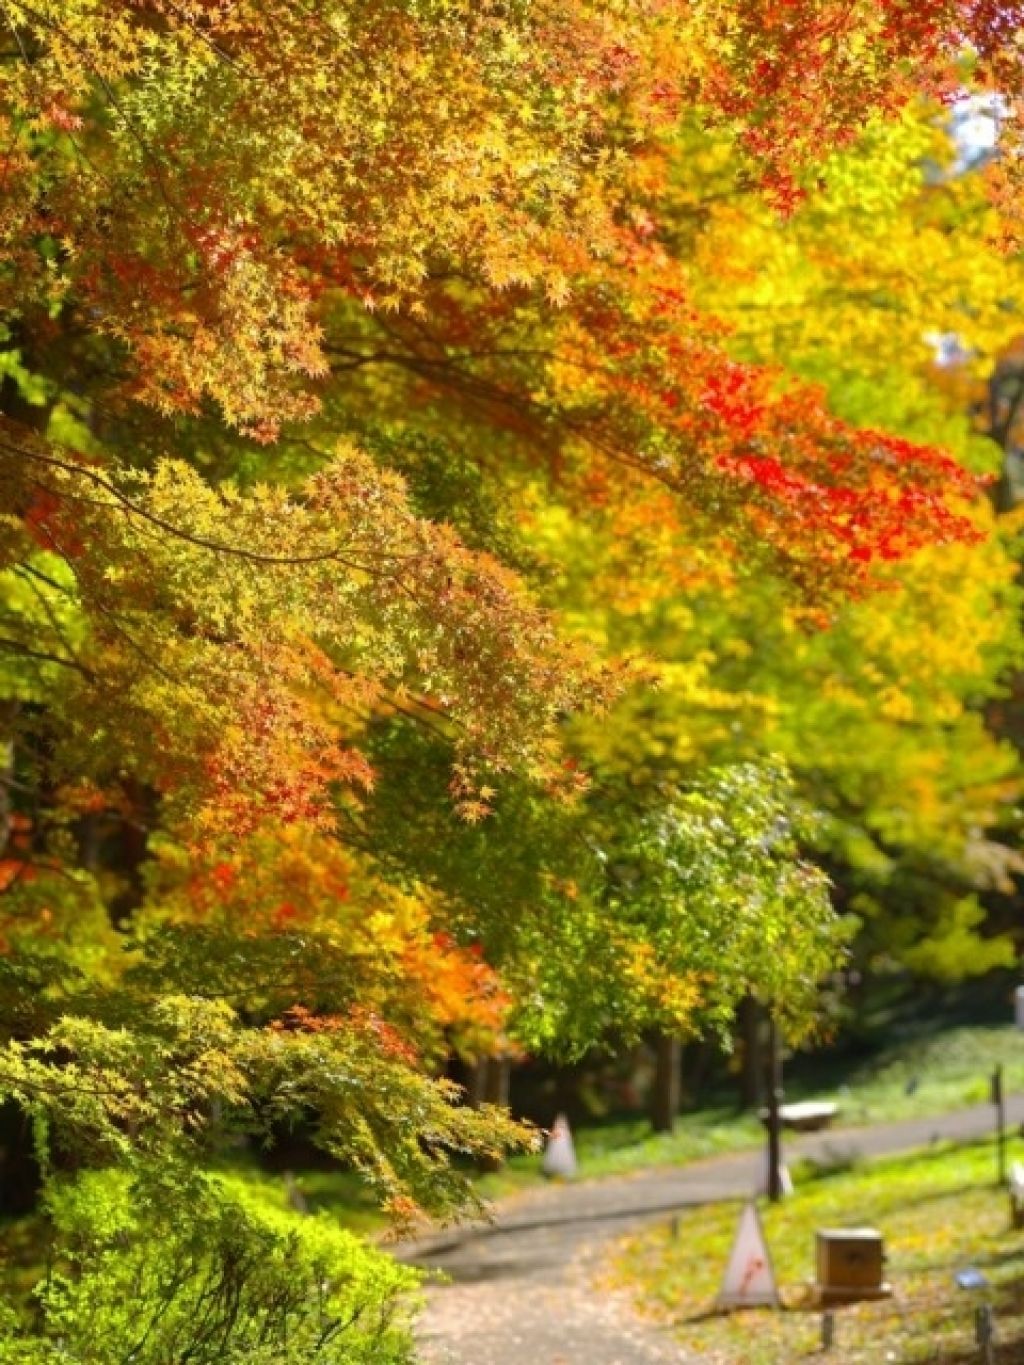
<box><xmin>0</xmin><ymin>698</ymin><xmax>18</xmax><ymax>856</ymax></box>
<box><xmin>0</xmin><ymin>1100</ymin><xmax>41</xmax><ymax>1215</ymax></box>
<box><xmin>475</xmin><ymin>1055</ymin><xmax>511</xmax><ymax>1172</ymax></box>
<box><xmin>650</xmin><ymin>1034</ymin><xmax>681</xmax><ymax>1134</ymax></box>
<box><xmin>738</xmin><ymin>994</ymin><xmax>765</xmax><ymax>1111</ymax></box>
<box><xmin>467</xmin><ymin>1057</ymin><xmax>488</xmax><ymax>1108</ymax></box>
<box><xmin>484</xmin><ymin>1055</ymin><xmax>511</xmax><ymax>1109</ymax></box>
<box><xmin>680</xmin><ymin>1036</ymin><xmax>714</xmax><ymax>1108</ymax></box>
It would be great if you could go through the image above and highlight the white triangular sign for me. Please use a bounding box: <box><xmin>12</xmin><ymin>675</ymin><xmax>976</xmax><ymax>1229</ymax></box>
<box><xmin>716</xmin><ymin>1203</ymin><xmax>779</xmax><ymax>1310</ymax></box>
<box><xmin>541</xmin><ymin>1112</ymin><xmax>577</xmax><ymax>1178</ymax></box>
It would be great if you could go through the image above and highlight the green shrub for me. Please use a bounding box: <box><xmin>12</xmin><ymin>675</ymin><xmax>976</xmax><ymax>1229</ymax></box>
<box><xmin>0</xmin><ymin>1166</ymin><xmax>421</xmax><ymax>1364</ymax></box>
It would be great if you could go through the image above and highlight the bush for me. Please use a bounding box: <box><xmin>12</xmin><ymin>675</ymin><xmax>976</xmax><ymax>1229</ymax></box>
<box><xmin>0</xmin><ymin>1166</ymin><xmax>421</xmax><ymax>1364</ymax></box>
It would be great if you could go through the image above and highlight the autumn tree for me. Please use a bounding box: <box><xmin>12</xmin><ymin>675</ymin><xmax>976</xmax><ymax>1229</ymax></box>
<box><xmin>534</xmin><ymin>106</ymin><xmax>1024</xmax><ymax>1119</ymax></box>
<box><xmin>0</xmin><ymin>1</ymin><xmax>1019</xmax><ymax>1354</ymax></box>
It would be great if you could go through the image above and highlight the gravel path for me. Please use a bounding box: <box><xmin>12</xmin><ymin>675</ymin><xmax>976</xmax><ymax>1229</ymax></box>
<box><xmin>400</xmin><ymin>1095</ymin><xmax>1024</xmax><ymax>1365</ymax></box>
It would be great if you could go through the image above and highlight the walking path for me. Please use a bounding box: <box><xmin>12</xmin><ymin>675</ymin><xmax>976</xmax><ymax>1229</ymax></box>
<box><xmin>401</xmin><ymin>1095</ymin><xmax>1024</xmax><ymax>1365</ymax></box>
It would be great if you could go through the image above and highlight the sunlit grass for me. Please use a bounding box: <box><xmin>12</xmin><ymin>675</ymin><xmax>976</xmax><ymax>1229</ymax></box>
<box><xmin>789</xmin><ymin>1023</ymin><xmax>1024</xmax><ymax>1127</ymax></box>
<box><xmin>473</xmin><ymin>1103</ymin><xmax>766</xmax><ymax>1203</ymax></box>
<box><xmin>608</xmin><ymin>1138</ymin><xmax>1024</xmax><ymax>1363</ymax></box>
<box><xmin>483</xmin><ymin>1022</ymin><xmax>1024</xmax><ymax>1199</ymax></box>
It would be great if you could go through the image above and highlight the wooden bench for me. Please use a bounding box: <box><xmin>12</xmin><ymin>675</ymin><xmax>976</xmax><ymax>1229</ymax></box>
<box><xmin>759</xmin><ymin>1101</ymin><xmax>840</xmax><ymax>1132</ymax></box>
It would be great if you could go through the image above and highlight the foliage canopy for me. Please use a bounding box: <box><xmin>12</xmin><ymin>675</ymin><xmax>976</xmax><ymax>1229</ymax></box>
<box><xmin>0</xmin><ymin>0</ymin><xmax>1021</xmax><ymax>1352</ymax></box>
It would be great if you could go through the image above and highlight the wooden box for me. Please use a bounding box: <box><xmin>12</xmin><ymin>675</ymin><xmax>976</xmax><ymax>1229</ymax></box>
<box><xmin>815</xmin><ymin>1227</ymin><xmax>892</xmax><ymax>1304</ymax></box>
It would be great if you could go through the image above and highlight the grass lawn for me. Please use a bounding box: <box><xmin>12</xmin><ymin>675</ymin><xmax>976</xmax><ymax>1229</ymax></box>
<box><xmin>607</xmin><ymin>1138</ymin><xmax>1024</xmax><ymax>1363</ymax></box>
<box><xmin>786</xmin><ymin>1022</ymin><xmax>1024</xmax><ymax>1127</ymax></box>
<box><xmin>483</xmin><ymin>1021</ymin><xmax>1024</xmax><ymax>1200</ymax></box>
<box><xmin>210</xmin><ymin>1021</ymin><xmax>1024</xmax><ymax>1233</ymax></box>
<box><xmin>473</xmin><ymin>1102</ymin><xmax>766</xmax><ymax>1203</ymax></box>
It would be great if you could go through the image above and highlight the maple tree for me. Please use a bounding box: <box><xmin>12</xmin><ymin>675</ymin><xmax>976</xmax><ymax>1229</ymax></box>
<box><xmin>0</xmin><ymin>1</ymin><xmax>1019</xmax><ymax>1355</ymax></box>
<box><xmin>553</xmin><ymin>107</ymin><xmax>1024</xmax><ymax>989</ymax></box>
<box><xmin>0</xmin><ymin>0</ymin><xmax>1008</xmax><ymax>585</ymax></box>
<box><xmin>678</xmin><ymin>109</ymin><xmax>1024</xmax><ymax>982</ymax></box>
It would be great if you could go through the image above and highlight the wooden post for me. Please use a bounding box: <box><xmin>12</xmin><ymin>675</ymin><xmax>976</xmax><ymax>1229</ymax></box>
<box><xmin>975</xmin><ymin>1304</ymin><xmax>995</xmax><ymax>1365</ymax></box>
<box><xmin>766</xmin><ymin>1012</ymin><xmax>784</xmax><ymax>1203</ymax></box>
<box><xmin>993</xmin><ymin>1064</ymin><xmax>1007</xmax><ymax>1188</ymax></box>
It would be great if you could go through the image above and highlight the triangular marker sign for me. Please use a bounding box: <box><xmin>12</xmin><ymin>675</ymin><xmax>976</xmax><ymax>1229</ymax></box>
<box><xmin>541</xmin><ymin>1112</ymin><xmax>577</xmax><ymax>1178</ymax></box>
<box><xmin>716</xmin><ymin>1202</ymin><xmax>779</xmax><ymax>1310</ymax></box>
